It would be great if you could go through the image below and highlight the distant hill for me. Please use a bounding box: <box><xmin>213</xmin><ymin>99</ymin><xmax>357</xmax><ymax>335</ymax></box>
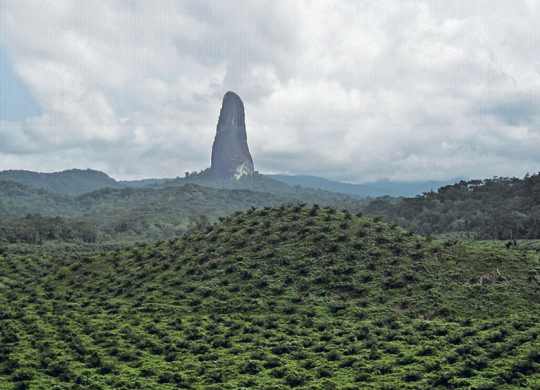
<box><xmin>0</xmin><ymin>180</ymin><xmax>73</xmax><ymax>221</ymax></box>
<box><xmin>0</xmin><ymin>169</ymin><xmax>178</xmax><ymax>195</ymax></box>
<box><xmin>0</xmin><ymin>169</ymin><xmax>124</xmax><ymax>195</ymax></box>
<box><xmin>362</xmin><ymin>178</ymin><xmax>464</xmax><ymax>197</ymax></box>
<box><xmin>268</xmin><ymin>174</ymin><xmax>462</xmax><ymax>197</ymax></box>
<box><xmin>268</xmin><ymin>174</ymin><xmax>402</xmax><ymax>197</ymax></box>
<box><xmin>162</xmin><ymin>171</ymin><xmax>364</xmax><ymax>198</ymax></box>
<box><xmin>118</xmin><ymin>178</ymin><xmax>172</xmax><ymax>188</ymax></box>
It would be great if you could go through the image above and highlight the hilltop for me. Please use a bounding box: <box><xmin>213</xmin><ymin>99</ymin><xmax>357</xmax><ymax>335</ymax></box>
<box><xmin>1</xmin><ymin>205</ymin><xmax>540</xmax><ymax>388</ymax></box>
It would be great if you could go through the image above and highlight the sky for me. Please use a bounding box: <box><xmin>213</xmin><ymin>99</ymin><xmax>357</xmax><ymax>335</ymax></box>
<box><xmin>1</xmin><ymin>0</ymin><xmax>540</xmax><ymax>183</ymax></box>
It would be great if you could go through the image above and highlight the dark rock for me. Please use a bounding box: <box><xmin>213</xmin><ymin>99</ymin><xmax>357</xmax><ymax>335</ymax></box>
<box><xmin>209</xmin><ymin>91</ymin><xmax>254</xmax><ymax>179</ymax></box>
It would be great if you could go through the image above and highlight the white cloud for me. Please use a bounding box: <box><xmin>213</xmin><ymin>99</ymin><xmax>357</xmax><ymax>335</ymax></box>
<box><xmin>1</xmin><ymin>0</ymin><xmax>540</xmax><ymax>182</ymax></box>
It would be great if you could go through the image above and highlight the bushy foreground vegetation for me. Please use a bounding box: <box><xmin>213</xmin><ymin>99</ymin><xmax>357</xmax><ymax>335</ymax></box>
<box><xmin>1</xmin><ymin>205</ymin><xmax>540</xmax><ymax>389</ymax></box>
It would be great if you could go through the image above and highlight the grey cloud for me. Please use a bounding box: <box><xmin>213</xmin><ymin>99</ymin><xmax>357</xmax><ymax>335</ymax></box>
<box><xmin>256</xmin><ymin>122</ymin><xmax>540</xmax><ymax>183</ymax></box>
<box><xmin>0</xmin><ymin>123</ymin><xmax>36</xmax><ymax>154</ymax></box>
<box><xmin>473</xmin><ymin>94</ymin><xmax>540</xmax><ymax>126</ymax></box>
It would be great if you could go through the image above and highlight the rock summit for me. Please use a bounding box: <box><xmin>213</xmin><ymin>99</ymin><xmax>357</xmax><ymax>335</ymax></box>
<box><xmin>209</xmin><ymin>91</ymin><xmax>254</xmax><ymax>180</ymax></box>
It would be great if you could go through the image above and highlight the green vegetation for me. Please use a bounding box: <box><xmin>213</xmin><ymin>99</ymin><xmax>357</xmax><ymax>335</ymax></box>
<box><xmin>3</xmin><ymin>170</ymin><xmax>540</xmax><ymax>387</ymax></box>
<box><xmin>1</xmin><ymin>205</ymin><xmax>540</xmax><ymax>388</ymax></box>
<box><xmin>0</xmin><ymin>174</ymin><xmax>367</xmax><ymax>244</ymax></box>
<box><xmin>364</xmin><ymin>173</ymin><xmax>540</xmax><ymax>240</ymax></box>
<box><xmin>0</xmin><ymin>214</ymin><xmax>101</xmax><ymax>244</ymax></box>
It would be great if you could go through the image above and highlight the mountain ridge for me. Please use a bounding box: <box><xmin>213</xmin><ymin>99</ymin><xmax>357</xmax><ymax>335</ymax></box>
<box><xmin>0</xmin><ymin>168</ymin><xmax>461</xmax><ymax>198</ymax></box>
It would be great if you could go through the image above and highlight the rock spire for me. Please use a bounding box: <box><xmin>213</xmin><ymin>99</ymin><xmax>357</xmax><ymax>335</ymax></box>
<box><xmin>209</xmin><ymin>91</ymin><xmax>254</xmax><ymax>179</ymax></box>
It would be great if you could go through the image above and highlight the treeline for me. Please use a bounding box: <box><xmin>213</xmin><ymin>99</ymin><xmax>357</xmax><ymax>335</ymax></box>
<box><xmin>0</xmin><ymin>214</ymin><xmax>101</xmax><ymax>244</ymax></box>
<box><xmin>364</xmin><ymin>173</ymin><xmax>540</xmax><ymax>240</ymax></box>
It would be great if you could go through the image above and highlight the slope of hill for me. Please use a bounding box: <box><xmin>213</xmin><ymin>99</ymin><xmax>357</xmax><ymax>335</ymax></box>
<box><xmin>0</xmin><ymin>180</ymin><xmax>74</xmax><ymax>222</ymax></box>
<box><xmin>0</xmin><ymin>168</ymin><xmax>178</xmax><ymax>195</ymax></box>
<box><xmin>1</xmin><ymin>206</ymin><xmax>539</xmax><ymax>388</ymax></box>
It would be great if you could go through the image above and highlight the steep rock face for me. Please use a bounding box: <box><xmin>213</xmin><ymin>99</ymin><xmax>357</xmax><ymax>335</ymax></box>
<box><xmin>209</xmin><ymin>92</ymin><xmax>254</xmax><ymax>179</ymax></box>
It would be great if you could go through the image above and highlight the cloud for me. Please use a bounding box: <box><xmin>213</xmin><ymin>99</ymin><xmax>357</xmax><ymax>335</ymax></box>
<box><xmin>1</xmin><ymin>0</ymin><xmax>540</xmax><ymax>182</ymax></box>
<box><xmin>473</xmin><ymin>94</ymin><xmax>540</xmax><ymax>126</ymax></box>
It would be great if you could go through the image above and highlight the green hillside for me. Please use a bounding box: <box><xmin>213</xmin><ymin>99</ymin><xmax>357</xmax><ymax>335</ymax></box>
<box><xmin>1</xmin><ymin>205</ymin><xmax>540</xmax><ymax>389</ymax></box>
<box><xmin>0</xmin><ymin>180</ymin><xmax>74</xmax><ymax>220</ymax></box>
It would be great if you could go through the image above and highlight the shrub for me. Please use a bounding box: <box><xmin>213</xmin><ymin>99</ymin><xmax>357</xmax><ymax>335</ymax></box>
<box><xmin>285</xmin><ymin>372</ymin><xmax>308</xmax><ymax>387</ymax></box>
<box><xmin>272</xmin><ymin>343</ymin><xmax>292</xmax><ymax>355</ymax></box>
<box><xmin>326</xmin><ymin>350</ymin><xmax>341</xmax><ymax>362</ymax></box>
<box><xmin>270</xmin><ymin>367</ymin><xmax>287</xmax><ymax>378</ymax></box>
<box><xmin>403</xmin><ymin>370</ymin><xmax>422</xmax><ymax>382</ymax></box>
<box><xmin>317</xmin><ymin>366</ymin><xmax>334</xmax><ymax>378</ymax></box>
<box><xmin>354</xmin><ymin>372</ymin><xmax>370</xmax><ymax>382</ymax></box>
<box><xmin>10</xmin><ymin>368</ymin><xmax>34</xmax><ymax>382</ymax></box>
<box><xmin>264</xmin><ymin>357</ymin><xmax>282</xmax><ymax>369</ymax></box>
<box><xmin>339</xmin><ymin>357</ymin><xmax>356</xmax><ymax>368</ymax></box>
<box><xmin>240</xmin><ymin>360</ymin><xmax>262</xmax><ymax>375</ymax></box>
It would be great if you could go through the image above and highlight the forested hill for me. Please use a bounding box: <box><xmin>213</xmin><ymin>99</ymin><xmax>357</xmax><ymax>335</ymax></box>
<box><xmin>0</xmin><ymin>169</ymin><xmax>124</xmax><ymax>195</ymax></box>
<box><xmin>0</xmin><ymin>169</ymin><xmax>172</xmax><ymax>195</ymax></box>
<box><xmin>0</xmin><ymin>178</ymin><xmax>368</xmax><ymax>243</ymax></box>
<box><xmin>364</xmin><ymin>174</ymin><xmax>540</xmax><ymax>240</ymax></box>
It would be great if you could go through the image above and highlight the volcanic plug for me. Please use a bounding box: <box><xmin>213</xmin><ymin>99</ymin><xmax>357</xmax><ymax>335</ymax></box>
<box><xmin>209</xmin><ymin>91</ymin><xmax>254</xmax><ymax>179</ymax></box>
